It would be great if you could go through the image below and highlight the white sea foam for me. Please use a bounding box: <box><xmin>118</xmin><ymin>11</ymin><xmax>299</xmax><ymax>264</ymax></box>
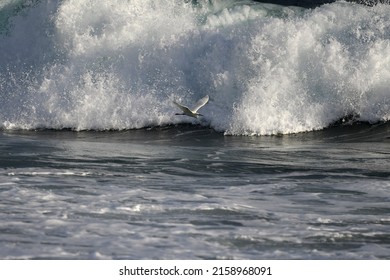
<box><xmin>0</xmin><ymin>0</ymin><xmax>389</xmax><ymax>135</ymax></box>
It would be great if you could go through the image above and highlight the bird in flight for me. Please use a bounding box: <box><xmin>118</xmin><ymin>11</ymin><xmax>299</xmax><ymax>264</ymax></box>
<box><xmin>173</xmin><ymin>95</ymin><xmax>209</xmax><ymax>118</ymax></box>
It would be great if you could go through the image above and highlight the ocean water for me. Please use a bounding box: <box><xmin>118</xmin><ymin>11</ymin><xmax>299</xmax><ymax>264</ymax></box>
<box><xmin>0</xmin><ymin>0</ymin><xmax>389</xmax><ymax>259</ymax></box>
<box><xmin>1</xmin><ymin>124</ymin><xmax>389</xmax><ymax>259</ymax></box>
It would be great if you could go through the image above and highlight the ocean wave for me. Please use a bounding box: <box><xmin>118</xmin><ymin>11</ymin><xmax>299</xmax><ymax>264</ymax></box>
<box><xmin>0</xmin><ymin>0</ymin><xmax>389</xmax><ymax>135</ymax></box>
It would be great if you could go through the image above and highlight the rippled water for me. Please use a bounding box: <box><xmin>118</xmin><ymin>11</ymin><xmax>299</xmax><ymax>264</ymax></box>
<box><xmin>1</xmin><ymin>123</ymin><xmax>389</xmax><ymax>259</ymax></box>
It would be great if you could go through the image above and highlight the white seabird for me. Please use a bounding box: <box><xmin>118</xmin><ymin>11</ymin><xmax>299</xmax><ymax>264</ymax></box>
<box><xmin>173</xmin><ymin>95</ymin><xmax>209</xmax><ymax>118</ymax></box>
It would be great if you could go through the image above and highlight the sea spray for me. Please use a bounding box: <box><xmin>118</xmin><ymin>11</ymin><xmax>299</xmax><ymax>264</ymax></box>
<box><xmin>0</xmin><ymin>0</ymin><xmax>389</xmax><ymax>134</ymax></box>
<box><xmin>226</xmin><ymin>1</ymin><xmax>390</xmax><ymax>135</ymax></box>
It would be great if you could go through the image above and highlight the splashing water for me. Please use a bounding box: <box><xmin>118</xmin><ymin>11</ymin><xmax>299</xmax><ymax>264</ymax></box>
<box><xmin>0</xmin><ymin>0</ymin><xmax>389</xmax><ymax>135</ymax></box>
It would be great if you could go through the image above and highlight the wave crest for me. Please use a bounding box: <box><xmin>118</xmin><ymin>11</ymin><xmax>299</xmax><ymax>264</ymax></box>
<box><xmin>1</xmin><ymin>0</ymin><xmax>389</xmax><ymax>134</ymax></box>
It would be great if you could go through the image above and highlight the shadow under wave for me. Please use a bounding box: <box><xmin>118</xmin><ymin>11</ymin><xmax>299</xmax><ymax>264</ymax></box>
<box><xmin>2</xmin><ymin>117</ymin><xmax>389</xmax><ymax>143</ymax></box>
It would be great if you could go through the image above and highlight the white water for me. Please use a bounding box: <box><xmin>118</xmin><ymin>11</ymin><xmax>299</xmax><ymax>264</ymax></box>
<box><xmin>0</xmin><ymin>0</ymin><xmax>389</xmax><ymax>135</ymax></box>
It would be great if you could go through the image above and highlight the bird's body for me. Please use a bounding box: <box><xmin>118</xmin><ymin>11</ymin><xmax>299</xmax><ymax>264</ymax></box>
<box><xmin>173</xmin><ymin>95</ymin><xmax>209</xmax><ymax>118</ymax></box>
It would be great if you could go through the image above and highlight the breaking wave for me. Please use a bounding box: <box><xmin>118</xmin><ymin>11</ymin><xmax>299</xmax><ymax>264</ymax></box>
<box><xmin>0</xmin><ymin>0</ymin><xmax>389</xmax><ymax>135</ymax></box>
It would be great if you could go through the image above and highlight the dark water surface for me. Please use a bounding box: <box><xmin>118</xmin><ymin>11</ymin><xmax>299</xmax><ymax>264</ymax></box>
<box><xmin>1</xmin><ymin>123</ymin><xmax>389</xmax><ymax>259</ymax></box>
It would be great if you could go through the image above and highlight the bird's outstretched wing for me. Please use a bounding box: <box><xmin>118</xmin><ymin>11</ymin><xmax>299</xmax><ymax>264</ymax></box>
<box><xmin>173</xmin><ymin>101</ymin><xmax>193</xmax><ymax>115</ymax></box>
<box><xmin>191</xmin><ymin>95</ymin><xmax>209</xmax><ymax>113</ymax></box>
